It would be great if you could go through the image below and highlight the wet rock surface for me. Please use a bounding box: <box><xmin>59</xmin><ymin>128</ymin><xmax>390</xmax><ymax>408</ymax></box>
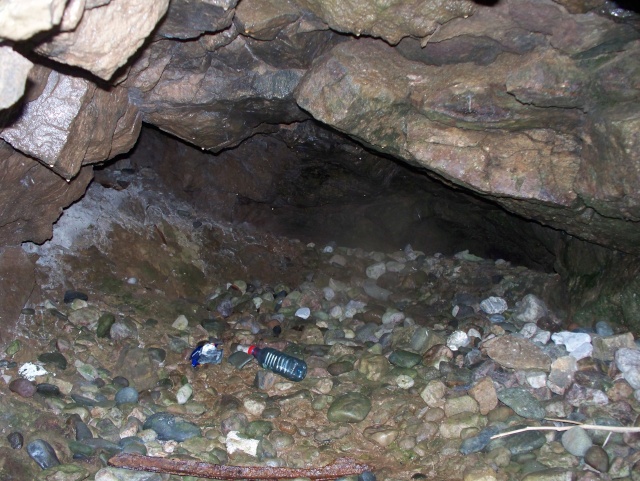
<box><xmin>0</xmin><ymin>172</ymin><xmax>639</xmax><ymax>480</ymax></box>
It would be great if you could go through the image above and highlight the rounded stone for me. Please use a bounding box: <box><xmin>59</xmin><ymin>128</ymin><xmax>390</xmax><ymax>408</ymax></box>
<box><xmin>561</xmin><ymin>426</ymin><xmax>593</xmax><ymax>457</ymax></box>
<box><xmin>246</xmin><ymin>420</ymin><xmax>274</xmax><ymax>438</ymax></box>
<box><xmin>388</xmin><ymin>349</ymin><xmax>422</xmax><ymax>368</ymax></box>
<box><xmin>115</xmin><ymin>386</ymin><xmax>139</xmax><ymax>405</ymax></box>
<box><xmin>176</xmin><ymin>383</ymin><xmax>193</xmax><ymax>404</ymax></box>
<box><xmin>37</xmin><ymin>352</ymin><xmax>68</xmax><ymax>370</ymax></box>
<box><xmin>584</xmin><ymin>445</ymin><xmax>609</xmax><ymax>472</ymax></box>
<box><xmin>27</xmin><ymin>439</ymin><xmax>61</xmax><ymax>470</ymax></box>
<box><xmin>147</xmin><ymin>347</ymin><xmax>166</xmax><ymax>363</ymax></box>
<box><xmin>112</xmin><ymin>376</ymin><xmax>129</xmax><ymax>388</ymax></box>
<box><xmin>64</xmin><ymin>290</ymin><xmax>88</xmax><ymax>304</ymax></box>
<box><xmin>327</xmin><ymin>392</ymin><xmax>372</xmax><ymax>423</ymax></box>
<box><xmin>143</xmin><ymin>412</ymin><xmax>201</xmax><ymax>442</ymax></box>
<box><xmin>269</xmin><ymin>431</ymin><xmax>294</xmax><ymax>450</ymax></box>
<box><xmin>9</xmin><ymin>378</ymin><xmax>36</xmax><ymax>398</ymax></box>
<box><xmin>96</xmin><ymin>312</ymin><xmax>116</xmax><ymax>338</ymax></box>
<box><xmin>36</xmin><ymin>383</ymin><xmax>61</xmax><ymax>397</ymax></box>
<box><xmin>496</xmin><ymin>387</ymin><xmax>545</xmax><ymax>420</ymax></box>
<box><xmin>7</xmin><ymin>431</ymin><xmax>23</xmax><ymax>449</ymax></box>
<box><xmin>363</xmin><ymin>425</ymin><xmax>399</xmax><ymax>447</ymax></box>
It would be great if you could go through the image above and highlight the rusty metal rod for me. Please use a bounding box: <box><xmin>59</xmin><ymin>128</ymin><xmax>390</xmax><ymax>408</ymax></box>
<box><xmin>108</xmin><ymin>453</ymin><xmax>373</xmax><ymax>480</ymax></box>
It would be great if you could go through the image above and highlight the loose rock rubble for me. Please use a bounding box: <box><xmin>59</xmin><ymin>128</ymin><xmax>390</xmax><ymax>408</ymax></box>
<box><xmin>2</xmin><ymin>175</ymin><xmax>640</xmax><ymax>481</ymax></box>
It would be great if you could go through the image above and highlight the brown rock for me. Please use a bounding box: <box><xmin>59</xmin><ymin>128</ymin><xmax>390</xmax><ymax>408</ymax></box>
<box><xmin>547</xmin><ymin>356</ymin><xmax>578</xmax><ymax>395</ymax></box>
<box><xmin>482</xmin><ymin>335</ymin><xmax>551</xmax><ymax>371</ymax></box>
<box><xmin>422</xmin><ymin>344</ymin><xmax>454</xmax><ymax>368</ymax></box>
<box><xmin>131</xmin><ymin>34</ymin><xmax>309</xmax><ymax>152</ymax></box>
<box><xmin>9</xmin><ymin>378</ymin><xmax>36</xmax><ymax>398</ymax></box>
<box><xmin>36</xmin><ymin>0</ymin><xmax>170</xmax><ymax>80</ymax></box>
<box><xmin>0</xmin><ymin>141</ymin><xmax>93</xmax><ymax>245</ymax></box>
<box><xmin>235</xmin><ymin>0</ymin><xmax>301</xmax><ymax>41</ymax></box>
<box><xmin>296</xmin><ymin>0</ymin><xmax>474</xmax><ymax>45</ymax></box>
<box><xmin>158</xmin><ymin>0</ymin><xmax>236</xmax><ymax>40</ymax></box>
<box><xmin>1</xmin><ymin>67</ymin><xmax>141</xmax><ymax>179</ymax></box>
<box><xmin>468</xmin><ymin>376</ymin><xmax>498</xmax><ymax>415</ymax></box>
<box><xmin>0</xmin><ymin>247</ymin><xmax>36</xmax><ymax>343</ymax></box>
<box><xmin>295</xmin><ymin>36</ymin><xmax>640</xmax><ymax>255</ymax></box>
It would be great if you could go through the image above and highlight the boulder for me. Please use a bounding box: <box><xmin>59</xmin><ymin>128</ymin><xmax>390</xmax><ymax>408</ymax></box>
<box><xmin>1</xmin><ymin>66</ymin><xmax>141</xmax><ymax>179</ymax></box>
<box><xmin>35</xmin><ymin>0</ymin><xmax>170</xmax><ymax>80</ymax></box>
<box><xmin>0</xmin><ymin>140</ymin><xmax>93</xmax><ymax>245</ymax></box>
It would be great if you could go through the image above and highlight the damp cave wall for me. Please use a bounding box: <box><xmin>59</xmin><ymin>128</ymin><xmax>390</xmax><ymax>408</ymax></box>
<box><xmin>0</xmin><ymin>0</ymin><xmax>639</xmax><ymax>335</ymax></box>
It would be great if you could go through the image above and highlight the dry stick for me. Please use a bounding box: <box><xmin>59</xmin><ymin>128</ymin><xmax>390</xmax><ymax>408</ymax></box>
<box><xmin>491</xmin><ymin>419</ymin><xmax>640</xmax><ymax>440</ymax></box>
<box><xmin>108</xmin><ymin>453</ymin><xmax>373</xmax><ymax>480</ymax></box>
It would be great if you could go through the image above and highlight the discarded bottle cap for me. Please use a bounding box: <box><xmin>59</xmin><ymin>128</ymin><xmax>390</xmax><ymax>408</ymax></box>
<box><xmin>190</xmin><ymin>342</ymin><xmax>223</xmax><ymax>367</ymax></box>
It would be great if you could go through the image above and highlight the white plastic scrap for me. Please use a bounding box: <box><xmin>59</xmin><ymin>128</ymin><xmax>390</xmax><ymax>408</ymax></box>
<box><xmin>18</xmin><ymin>362</ymin><xmax>48</xmax><ymax>381</ymax></box>
<box><xmin>226</xmin><ymin>431</ymin><xmax>259</xmax><ymax>456</ymax></box>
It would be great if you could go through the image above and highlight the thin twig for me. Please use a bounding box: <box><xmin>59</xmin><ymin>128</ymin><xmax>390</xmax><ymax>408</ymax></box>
<box><xmin>491</xmin><ymin>422</ymin><xmax>640</xmax><ymax>440</ymax></box>
<box><xmin>108</xmin><ymin>453</ymin><xmax>373</xmax><ymax>480</ymax></box>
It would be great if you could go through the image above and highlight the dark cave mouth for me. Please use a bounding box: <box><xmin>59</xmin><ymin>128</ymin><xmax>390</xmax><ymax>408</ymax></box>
<box><xmin>96</xmin><ymin>121</ymin><xmax>561</xmax><ymax>273</ymax></box>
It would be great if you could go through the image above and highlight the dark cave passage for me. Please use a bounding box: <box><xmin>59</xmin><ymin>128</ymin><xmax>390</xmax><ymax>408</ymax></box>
<box><xmin>96</xmin><ymin>121</ymin><xmax>561</xmax><ymax>273</ymax></box>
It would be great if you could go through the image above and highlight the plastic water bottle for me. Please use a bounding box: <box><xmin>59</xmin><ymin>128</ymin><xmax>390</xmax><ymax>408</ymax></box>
<box><xmin>241</xmin><ymin>345</ymin><xmax>307</xmax><ymax>382</ymax></box>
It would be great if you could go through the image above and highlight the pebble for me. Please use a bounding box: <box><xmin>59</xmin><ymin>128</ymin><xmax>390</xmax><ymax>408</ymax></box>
<box><xmin>228</xmin><ymin>351</ymin><xmax>254</xmax><ymax>369</ymax></box>
<box><xmin>176</xmin><ymin>383</ymin><xmax>193</xmax><ymax>404</ymax></box>
<box><xmin>447</xmin><ymin>330</ymin><xmax>470</xmax><ymax>351</ymax></box>
<box><xmin>592</xmin><ymin>332</ymin><xmax>635</xmax><ymax>361</ymax></box>
<box><xmin>7</xmin><ymin>431</ymin><xmax>23</xmax><ymax>449</ymax></box>
<box><xmin>561</xmin><ymin>426</ymin><xmax>592</xmax><ymax>456</ymax></box>
<box><xmin>480</xmin><ymin>297</ymin><xmax>508</xmax><ymax>315</ymax></box>
<box><xmin>389</xmin><ymin>349</ymin><xmax>422</xmax><ymax>368</ymax></box>
<box><xmin>115</xmin><ymin>387</ymin><xmax>139</xmax><ymax>405</ymax></box>
<box><xmin>547</xmin><ymin>356</ymin><xmax>577</xmax><ymax>395</ymax></box>
<box><xmin>363</xmin><ymin>425</ymin><xmax>399</xmax><ymax>447</ymax></box>
<box><xmin>27</xmin><ymin>439</ymin><xmax>61</xmax><ymax>470</ymax></box>
<box><xmin>147</xmin><ymin>347</ymin><xmax>166</xmax><ymax>363</ymax></box>
<box><xmin>595</xmin><ymin>320</ymin><xmax>614</xmax><ymax>336</ymax></box>
<box><xmin>497</xmin><ymin>387</ymin><xmax>545</xmax><ymax>420</ymax></box>
<box><xmin>512</xmin><ymin>294</ymin><xmax>547</xmax><ymax>324</ymax></box>
<box><xmin>96</xmin><ymin>312</ymin><xmax>116</xmax><ymax>338</ymax></box>
<box><xmin>64</xmin><ymin>290</ymin><xmax>89</xmax><ymax>304</ymax></box>
<box><xmin>483</xmin><ymin>335</ymin><xmax>551</xmax><ymax>371</ymax></box>
<box><xmin>143</xmin><ymin>412</ymin><xmax>201</xmax><ymax>442</ymax></box>
<box><xmin>295</xmin><ymin>307</ymin><xmax>311</xmax><ymax>319</ymax></box>
<box><xmin>172</xmin><ymin>314</ymin><xmax>189</xmax><ymax>330</ymax></box>
<box><xmin>365</xmin><ymin>262</ymin><xmax>386</xmax><ymax>280</ymax></box>
<box><xmin>584</xmin><ymin>444</ymin><xmax>609</xmax><ymax>472</ymax></box>
<box><xmin>37</xmin><ymin>351</ymin><xmax>68</xmax><ymax>370</ymax></box>
<box><xmin>551</xmin><ymin>331</ymin><xmax>592</xmax><ymax>360</ymax></box>
<box><xmin>327</xmin><ymin>393</ymin><xmax>372</xmax><ymax>423</ymax></box>
<box><xmin>391</xmin><ymin>374</ymin><xmax>412</xmax><ymax>390</ymax></box>
<box><xmin>9</xmin><ymin>378</ymin><xmax>36</xmax><ymax>397</ymax></box>
<box><xmin>460</xmin><ymin>426</ymin><xmax>500</xmax><ymax>454</ymax></box>
<box><xmin>444</xmin><ymin>395</ymin><xmax>479</xmax><ymax>417</ymax></box>
<box><xmin>421</xmin><ymin>379</ymin><xmax>447</xmax><ymax>408</ymax></box>
<box><xmin>468</xmin><ymin>377</ymin><xmax>498</xmax><ymax>415</ymax></box>
<box><xmin>36</xmin><ymin>383</ymin><xmax>61</xmax><ymax>397</ymax></box>
<box><xmin>503</xmin><ymin>430</ymin><xmax>547</xmax><ymax>455</ymax></box>
<box><xmin>110</xmin><ymin>317</ymin><xmax>138</xmax><ymax>340</ymax></box>
<box><xmin>615</xmin><ymin>348</ymin><xmax>640</xmax><ymax>389</ymax></box>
